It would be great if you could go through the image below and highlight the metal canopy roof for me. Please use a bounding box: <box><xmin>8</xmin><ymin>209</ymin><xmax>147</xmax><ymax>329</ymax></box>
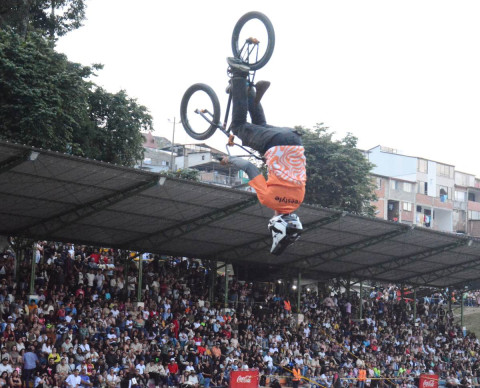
<box><xmin>1</xmin><ymin>141</ymin><xmax>479</xmax><ymax>289</ymax></box>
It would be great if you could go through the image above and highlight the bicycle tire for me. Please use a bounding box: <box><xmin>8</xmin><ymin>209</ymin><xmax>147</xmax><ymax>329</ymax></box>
<box><xmin>231</xmin><ymin>11</ymin><xmax>275</xmax><ymax>71</ymax></box>
<box><xmin>180</xmin><ymin>83</ymin><xmax>221</xmax><ymax>140</ymax></box>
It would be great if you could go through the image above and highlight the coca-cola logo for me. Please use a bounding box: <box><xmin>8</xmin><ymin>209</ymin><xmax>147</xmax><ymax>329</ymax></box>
<box><xmin>236</xmin><ymin>376</ymin><xmax>253</xmax><ymax>384</ymax></box>
<box><xmin>421</xmin><ymin>377</ymin><xmax>437</xmax><ymax>388</ymax></box>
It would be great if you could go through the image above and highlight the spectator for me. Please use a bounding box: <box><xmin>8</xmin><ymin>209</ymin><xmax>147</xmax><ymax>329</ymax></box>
<box><xmin>9</xmin><ymin>369</ymin><xmax>22</xmax><ymax>387</ymax></box>
<box><xmin>65</xmin><ymin>368</ymin><xmax>81</xmax><ymax>387</ymax></box>
<box><xmin>22</xmin><ymin>344</ymin><xmax>38</xmax><ymax>386</ymax></box>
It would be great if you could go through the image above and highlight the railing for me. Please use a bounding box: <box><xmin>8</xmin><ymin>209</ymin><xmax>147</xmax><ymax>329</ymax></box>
<box><xmin>199</xmin><ymin>172</ymin><xmax>243</xmax><ymax>187</ymax></box>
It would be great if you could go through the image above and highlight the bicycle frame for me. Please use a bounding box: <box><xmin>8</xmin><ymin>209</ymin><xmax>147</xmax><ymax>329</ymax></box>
<box><xmin>181</xmin><ymin>11</ymin><xmax>275</xmax><ymax>148</ymax></box>
<box><xmin>194</xmin><ymin>53</ymin><xmax>262</xmax><ymax>160</ymax></box>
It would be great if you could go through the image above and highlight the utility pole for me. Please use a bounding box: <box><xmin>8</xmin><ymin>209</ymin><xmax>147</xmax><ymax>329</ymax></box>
<box><xmin>168</xmin><ymin>118</ymin><xmax>181</xmax><ymax>171</ymax></box>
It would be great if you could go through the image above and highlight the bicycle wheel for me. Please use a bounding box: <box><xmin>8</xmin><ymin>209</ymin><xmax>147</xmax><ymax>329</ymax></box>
<box><xmin>231</xmin><ymin>11</ymin><xmax>275</xmax><ymax>71</ymax></box>
<box><xmin>180</xmin><ymin>83</ymin><xmax>221</xmax><ymax>140</ymax></box>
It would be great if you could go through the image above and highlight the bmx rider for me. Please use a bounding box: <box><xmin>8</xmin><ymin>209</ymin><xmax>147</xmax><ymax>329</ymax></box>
<box><xmin>222</xmin><ymin>57</ymin><xmax>307</xmax><ymax>255</ymax></box>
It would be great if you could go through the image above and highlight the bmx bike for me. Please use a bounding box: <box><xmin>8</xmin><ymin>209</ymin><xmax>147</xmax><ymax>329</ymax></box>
<box><xmin>180</xmin><ymin>11</ymin><xmax>275</xmax><ymax>158</ymax></box>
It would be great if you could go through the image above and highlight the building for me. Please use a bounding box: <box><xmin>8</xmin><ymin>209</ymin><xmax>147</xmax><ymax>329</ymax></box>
<box><xmin>173</xmin><ymin>143</ymin><xmax>247</xmax><ymax>187</ymax></box>
<box><xmin>137</xmin><ymin>132</ymin><xmax>173</xmax><ymax>172</ymax></box>
<box><xmin>367</xmin><ymin>145</ymin><xmax>480</xmax><ymax>236</ymax></box>
<box><xmin>137</xmin><ymin>133</ymin><xmax>248</xmax><ymax>188</ymax></box>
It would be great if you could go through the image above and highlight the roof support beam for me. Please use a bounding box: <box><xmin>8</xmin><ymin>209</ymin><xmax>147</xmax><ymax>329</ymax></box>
<box><xmin>12</xmin><ymin>177</ymin><xmax>160</xmax><ymax>237</ymax></box>
<box><xmin>122</xmin><ymin>198</ymin><xmax>258</xmax><ymax>248</ymax></box>
<box><xmin>0</xmin><ymin>152</ymin><xmax>32</xmax><ymax>175</ymax></box>
<box><xmin>213</xmin><ymin>212</ymin><xmax>345</xmax><ymax>261</ymax></box>
<box><xmin>400</xmin><ymin>255</ymin><xmax>480</xmax><ymax>287</ymax></box>
<box><xmin>297</xmin><ymin>225</ymin><xmax>411</xmax><ymax>269</ymax></box>
<box><xmin>356</xmin><ymin>239</ymin><xmax>468</xmax><ymax>280</ymax></box>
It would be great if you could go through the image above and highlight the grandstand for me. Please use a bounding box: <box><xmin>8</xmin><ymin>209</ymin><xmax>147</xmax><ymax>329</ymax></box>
<box><xmin>0</xmin><ymin>140</ymin><xmax>479</xmax><ymax>387</ymax></box>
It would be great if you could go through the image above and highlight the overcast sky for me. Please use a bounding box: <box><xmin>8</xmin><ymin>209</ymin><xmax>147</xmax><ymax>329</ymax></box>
<box><xmin>56</xmin><ymin>0</ymin><xmax>480</xmax><ymax>176</ymax></box>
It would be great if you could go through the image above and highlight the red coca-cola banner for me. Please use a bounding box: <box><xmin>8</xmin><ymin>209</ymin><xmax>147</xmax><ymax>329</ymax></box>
<box><xmin>229</xmin><ymin>370</ymin><xmax>259</xmax><ymax>388</ymax></box>
<box><xmin>419</xmin><ymin>374</ymin><xmax>438</xmax><ymax>388</ymax></box>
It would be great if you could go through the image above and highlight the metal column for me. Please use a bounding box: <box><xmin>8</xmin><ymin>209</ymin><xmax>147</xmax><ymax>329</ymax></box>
<box><xmin>297</xmin><ymin>272</ymin><xmax>301</xmax><ymax>313</ymax></box>
<box><xmin>209</xmin><ymin>261</ymin><xmax>216</xmax><ymax>303</ymax></box>
<box><xmin>137</xmin><ymin>255</ymin><xmax>143</xmax><ymax>303</ymax></box>
<box><xmin>461</xmin><ymin>292</ymin><xmax>464</xmax><ymax>328</ymax></box>
<box><xmin>224</xmin><ymin>262</ymin><xmax>229</xmax><ymax>308</ymax></box>
<box><xmin>359</xmin><ymin>281</ymin><xmax>363</xmax><ymax>319</ymax></box>
<box><xmin>413</xmin><ymin>289</ymin><xmax>417</xmax><ymax>322</ymax></box>
<box><xmin>346</xmin><ymin>275</ymin><xmax>351</xmax><ymax>299</ymax></box>
<box><xmin>413</xmin><ymin>289</ymin><xmax>417</xmax><ymax>325</ymax></box>
<box><xmin>29</xmin><ymin>243</ymin><xmax>36</xmax><ymax>295</ymax></box>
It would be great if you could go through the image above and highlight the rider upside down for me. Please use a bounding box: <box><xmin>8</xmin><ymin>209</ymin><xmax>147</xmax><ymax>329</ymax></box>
<box><xmin>221</xmin><ymin>57</ymin><xmax>307</xmax><ymax>255</ymax></box>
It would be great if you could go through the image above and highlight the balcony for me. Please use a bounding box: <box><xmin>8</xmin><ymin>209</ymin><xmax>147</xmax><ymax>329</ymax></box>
<box><xmin>199</xmin><ymin>172</ymin><xmax>244</xmax><ymax>187</ymax></box>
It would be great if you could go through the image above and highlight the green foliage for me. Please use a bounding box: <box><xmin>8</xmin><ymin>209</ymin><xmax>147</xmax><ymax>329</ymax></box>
<box><xmin>0</xmin><ymin>30</ymin><xmax>91</xmax><ymax>152</ymax></box>
<box><xmin>166</xmin><ymin>169</ymin><xmax>200</xmax><ymax>181</ymax></box>
<box><xmin>0</xmin><ymin>29</ymin><xmax>152</xmax><ymax>167</ymax></box>
<box><xmin>86</xmin><ymin>88</ymin><xmax>152</xmax><ymax>167</ymax></box>
<box><xmin>0</xmin><ymin>0</ymin><xmax>86</xmax><ymax>37</ymax></box>
<box><xmin>300</xmin><ymin>124</ymin><xmax>377</xmax><ymax>216</ymax></box>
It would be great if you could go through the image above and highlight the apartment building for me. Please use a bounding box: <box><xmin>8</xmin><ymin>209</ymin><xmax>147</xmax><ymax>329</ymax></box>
<box><xmin>367</xmin><ymin>145</ymin><xmax>480</xmax><ymax>236</ymax></box>
<box><xmin>137</xmin><ymin>133</ymin><xmax>247</xmax><ymax>188</ymax></box>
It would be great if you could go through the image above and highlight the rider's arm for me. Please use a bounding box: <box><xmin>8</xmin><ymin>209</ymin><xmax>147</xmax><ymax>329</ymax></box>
<box><xmin>227</xmin><ymin>157</ymin><xmax>260</xmax><ymax>180</ymax></box>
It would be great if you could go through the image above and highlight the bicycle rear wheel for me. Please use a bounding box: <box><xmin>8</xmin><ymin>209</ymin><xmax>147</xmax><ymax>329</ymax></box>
<box><xmin>180</xmin><ymin>83</ymin><xmax>221</xmax><ymax>140</ymax></box>
<box><xmin>231</xmin><ymin>11</ymin><xmax>275</xmax><ymax>71</ymax></box>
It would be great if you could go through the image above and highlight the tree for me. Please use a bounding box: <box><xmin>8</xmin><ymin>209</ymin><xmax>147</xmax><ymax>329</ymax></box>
<box><xmin>86</xmin><ymin>87</ymin><xmax>152</xmax><ymax>167</ymax></box>
<box><xmin>0</xmin><ymin>0</ymin><xmax>86</xmax><ymax>38</ymax></box>
<box><xmin>0</xmin><ymin>30</ymin><xmax>91</xmax><ymax>152</ymax></box>
<box><xmin>166</xmin><ymin>169</ymin><xmax>200</xmax><ymax>181</ymax></box>
<box><xmin>0</xmin><ymin>29</ymin><xmax>152</xmax><ymax>167</ymax></box>
<box><xmin>300</xmin><ymin>124</ymin><xmax>377</xmax><ymax>216</ymax></box>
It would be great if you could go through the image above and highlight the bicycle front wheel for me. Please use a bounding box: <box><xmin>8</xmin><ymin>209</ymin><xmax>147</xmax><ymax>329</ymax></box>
<box><xmin>231</xmin><ymin>11</ymin><xmax>275</xmax><ymax>71</ymax></box>
<box><xmin>180</xmin><ymin>83</ymin><xmax>221</xmax><ymax>140</ymax></box>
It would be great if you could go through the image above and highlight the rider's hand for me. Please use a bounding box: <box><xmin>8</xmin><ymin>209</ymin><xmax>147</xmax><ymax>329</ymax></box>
<box><xmin>220</xmin><ymin>156</ymin><xmax>229</xmax><ymax>165</ymax></box>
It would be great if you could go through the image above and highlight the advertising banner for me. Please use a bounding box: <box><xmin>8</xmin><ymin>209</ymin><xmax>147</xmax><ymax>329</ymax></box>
<box><xmin>419</xmin><ymin>374</ymin><xmax>438</xmax><ymax>388</ymax></box>
<box><xmin>229</xmin><ymin>370</ymin><xmax>259</xmax><ymax>388</ymax></box>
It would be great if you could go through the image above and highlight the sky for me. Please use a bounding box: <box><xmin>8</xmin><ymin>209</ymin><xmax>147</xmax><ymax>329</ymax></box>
<box><xmin>56</xmin><ymin>0</ymin><xmax>480</xmax><ymax>176</ymax></box>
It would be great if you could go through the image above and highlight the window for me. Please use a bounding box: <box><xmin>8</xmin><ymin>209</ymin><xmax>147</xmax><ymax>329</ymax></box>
<box><xmin>469</xmin><ymin>192</ymin><xmax>476</xmax><ymax>202</ymax></box>
<box><xmin>417</xmin><ymin>159</ymin><xmax>428</xmax><ymax>173</ymax></box>
<box><xmin>437</xmin><ymin>185</ymin><xmax>452</xmax><ymax>199</ymax></box>
<box><xmin>375</xmin><ymin>177</ymin><xmax>382</xmax><ymax>190</ymax></box>
<box><xmin>468</xmin><ymin>210</ymin><xmax>480</xmax><ymax>220</ymax></box>
<box><xmin>417</xmin><ymin>181</ymin><xmax>428</xmax><ymax>195</ymax></box>
<box><xmin>438</xmin><ymin>163</ymin><xmax>454</xmax><ymax>178</ymax></box>
<box><xmin>455</xmin><ymin>191</ymin><xmax>467</xmax><ymax>202</ymax></box>
<box><xmin>403</xmin><ymin>202</ymin><xmax>412</xmax><ymax>212</ymax></box>
<box><xmin>390</xmin><ymin>180</ymin><xmax>399</xmax><ymax>190</ymax></box>
<box><xmin>403</xmin><ymin>182</ymin><xmax>412</xmax><ymax>192</ymax></box>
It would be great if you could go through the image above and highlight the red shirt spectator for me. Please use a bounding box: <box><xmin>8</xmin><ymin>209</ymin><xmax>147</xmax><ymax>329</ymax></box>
<box><xmin>168</xmin><ymin>360</ymin><xmax>178</xmax><ymax>375</ymax></box>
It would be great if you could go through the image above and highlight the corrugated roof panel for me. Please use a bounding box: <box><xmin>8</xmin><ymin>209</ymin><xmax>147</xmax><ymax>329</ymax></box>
<box><xmin>1</xmin><ymin>141</ymin><xmax>479</xmax><ymax>289</ymax></box>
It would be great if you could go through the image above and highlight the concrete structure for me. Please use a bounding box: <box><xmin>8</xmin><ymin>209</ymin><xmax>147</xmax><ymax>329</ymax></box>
<box><xmin>368</xmin><ymin>145</ymin><xmax>480</xmax><ymax>236</ymax></box>
<box><xmin>137</xmin><ymin>133</ymin><xmax>247</xmax><ymax>188</ymax></box>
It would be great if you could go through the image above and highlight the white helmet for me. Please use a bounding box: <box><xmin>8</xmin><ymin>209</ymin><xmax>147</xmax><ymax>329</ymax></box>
<box><xmin>268</xmin><ymin>214</ymin><xmax>303</xmax><ymax>255</ymax></box>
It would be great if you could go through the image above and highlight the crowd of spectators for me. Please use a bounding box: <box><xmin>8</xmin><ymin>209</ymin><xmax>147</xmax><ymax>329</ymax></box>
<box><xmin>0</xmin><ymin>241</ymin><xmax>478</xmax><ymax>388</ymax></box>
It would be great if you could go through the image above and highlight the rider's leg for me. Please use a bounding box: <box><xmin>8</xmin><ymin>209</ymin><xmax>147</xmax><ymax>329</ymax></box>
<box><xmin>228</xmin><ymin>58</ymin><xmax>301</xmax><ymax>153</ymax></box>
<box><xmin>230</xmin><ymin>76</ymin><xmax>278</xmax><ymax>153</ymax></box>
<box><xmin>230</xmin><ymin>76</ymin><xmax>249</xmax><ymax>129</ymax></box>
<box><xmin>247</xmin><ymin>86</ymin><xmax>267</xmax><ymax>126</ymax></box>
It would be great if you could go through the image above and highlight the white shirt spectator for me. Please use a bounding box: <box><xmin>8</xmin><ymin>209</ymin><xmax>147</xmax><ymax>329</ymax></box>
<box><xmin>65</xmin><ymin>372</ymin><xmax>82</xmax><ymax>387</ymax></box>
<box><xmin>136</xmin><ymin>363</ymin><xmax>146</xmax><ymax>374</ymax></box>
<box><xmin>263</xmin><ymin>354</ymin><xmax>273</xmax><ymax>368</ymax></box>
<box><xmin>0</xmin><ymin>361</ymin><xmax>13</xmax><ymax>374</ymax></box>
